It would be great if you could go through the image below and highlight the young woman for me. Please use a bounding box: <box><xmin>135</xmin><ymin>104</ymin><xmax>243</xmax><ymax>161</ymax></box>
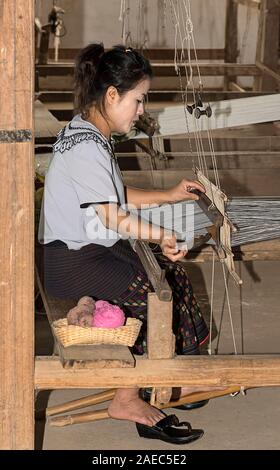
<box><xmin>39</xmin><ymin>43</ymin><xmax>211</xmax><ymax>430</ymax></box>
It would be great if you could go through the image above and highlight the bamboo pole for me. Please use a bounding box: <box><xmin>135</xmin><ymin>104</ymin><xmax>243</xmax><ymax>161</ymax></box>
<box><xmin>47</xmin><ymin>386</ymin><xmax>246</xmax><ymax>427</ymax></box>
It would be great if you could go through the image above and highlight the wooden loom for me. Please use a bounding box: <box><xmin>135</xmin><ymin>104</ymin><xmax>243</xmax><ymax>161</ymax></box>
<box><xmin>33</xmin><ymin>0</ymin><xmax>280</xmax><ymax>433</ymax></box>
<box><xmin>35</xmin><ymin>0</ymin><xmax>280</xmax><ymax>427</ymax></box>
<box><xmin>32</xmin><ymin>0</ymin><xmax>280</xmax><ymax>432</ymax></box>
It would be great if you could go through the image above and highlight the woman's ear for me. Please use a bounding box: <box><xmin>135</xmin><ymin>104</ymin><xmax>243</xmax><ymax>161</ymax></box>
<box><xmin>106</xmin><ymin>86</ymin><xmax>119</xmax><ymax>105</ymax></box>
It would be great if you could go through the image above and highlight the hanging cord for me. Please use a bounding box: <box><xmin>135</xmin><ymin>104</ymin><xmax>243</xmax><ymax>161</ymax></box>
<box><xmin>184</xmin><ymin>0</ymin><xmax>202</xmax><ymax>87</ymax></box>
<box><xmin>207</xmin><ymin>119</ymin><xmax>221</xmax><ymax>189</ymax></box>
<box><xmin>169</xmin><ymin>0</ymin><xmax>204</xmax><ymax>171</ymax></box>
<box><xmin>170</xmin><ymin>0</ymin><xmax>208</xmax><ymax>177</ymax></box>
<box><xmin>181</xmin><ymin>0</ymin><xmax>209</xmax><ymax>177</ymax></box>
<box><xmin>169</xmin><ymin>3</ymin><xmax>229</xmax><ymax>351</ymax></box>
<box><xmin>169</xmin><ymin>0</ymin><xmax>215</xmax><ymax>195</ymax></box>
<box><xmin>180</xmin><ymin>0</ymin><xmax>219</xmax><ymax>200</ymax></box>
<box><xmin>207</xmin><ymin>249</ymin><xmax>216</xmax><ymax>355</ymax></box>
<box><xmin>221</xmin><ymin>262</ymin><xmax>238</xmax><ymax>354</ymax></box>
<box><xmin>183</xmin><ymin>0</ymin><xmax>215</xmax><ymax>184</ymax></box>
<box><xmin>168</xmin><ymin>0</ymin><xmax>196</xmax><ymax>169</ymax></box>
<box><xmin>167</xmin><ymin>1</ymin><xmax>238</xmax><ymax>356</ymax></box>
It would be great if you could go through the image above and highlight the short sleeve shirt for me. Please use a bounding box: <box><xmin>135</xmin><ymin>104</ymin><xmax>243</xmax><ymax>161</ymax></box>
<box><xmin>38</xmin><ymin>114</ymin><xmax>126</xmax><ymax>249</ymax></box>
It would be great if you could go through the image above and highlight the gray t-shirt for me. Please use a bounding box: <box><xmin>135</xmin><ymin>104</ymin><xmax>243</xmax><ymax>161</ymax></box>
<box><xmin>39</xmin><ymin>114</ymin><xmax>125</xmax><ymax>249</ymax></box>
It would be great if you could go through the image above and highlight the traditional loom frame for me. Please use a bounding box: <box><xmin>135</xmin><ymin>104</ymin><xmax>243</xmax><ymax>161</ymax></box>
<box><xmin>1</xmin><ymin>0</ymin><xmax>280</xmax><ymax>450</ymax></box>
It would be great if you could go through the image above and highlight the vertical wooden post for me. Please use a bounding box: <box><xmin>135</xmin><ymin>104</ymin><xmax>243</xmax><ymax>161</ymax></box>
<box><xmin>0</xmin><ymin>0</ymin><xmax>34</xmax><ymax>449</ymax></box>
<box><xmin>147</xmin><ymin>293</ymin><xmax>175</xmax><ymax>360</ymax></box>
<box><xmin>147</xmin><ymin>293</ymin><xmax>175</xmax><ymax>405</ymax></box>
<box><xmin>254</xmin><ymin>0</ymin><xmax>280</xmax><ymax>91</ymax></box>
<box><xmin>224</xmin><ymin>0</ymin><xmax>238</xmax><ymax>90</ymax></box>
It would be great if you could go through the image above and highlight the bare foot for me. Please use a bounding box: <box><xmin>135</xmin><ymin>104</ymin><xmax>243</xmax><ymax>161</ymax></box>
<box><xmin>108</xmin><ymin>388</ymin><xmax>164</xmax><ymax>426</ymax></box>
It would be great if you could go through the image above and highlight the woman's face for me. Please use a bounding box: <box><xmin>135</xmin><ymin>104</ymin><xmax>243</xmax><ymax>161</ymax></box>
<box><xmin>106</xmin><ymin>78</ymin><xmax>151</xmax><ymax>135</ymax></box>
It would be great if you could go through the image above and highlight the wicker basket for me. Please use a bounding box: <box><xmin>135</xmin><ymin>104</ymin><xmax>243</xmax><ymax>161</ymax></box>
<box><xmin>52</xmin><ymin>317</ymin><xmax>142</xmax><ymax>348</ymax></box>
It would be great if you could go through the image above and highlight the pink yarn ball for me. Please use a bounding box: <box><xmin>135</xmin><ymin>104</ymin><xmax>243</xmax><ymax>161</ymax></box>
<box><xmin>92</xmin><ymin>300</ymin><xmax>125</xmax><ymax>328</ymax></box>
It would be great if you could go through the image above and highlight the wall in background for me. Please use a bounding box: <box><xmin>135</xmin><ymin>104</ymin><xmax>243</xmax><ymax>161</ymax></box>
<box><xmin>35</xmin><ymin>0</ymin><xmax>258</xmax><ymax>63</ymax></box>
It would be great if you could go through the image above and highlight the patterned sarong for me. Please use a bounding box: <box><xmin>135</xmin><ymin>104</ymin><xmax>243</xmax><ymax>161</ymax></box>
<box><xmin>113</xmin><ymin>255</ymin><xmax>209</xmax><ymax>355</ymax></box>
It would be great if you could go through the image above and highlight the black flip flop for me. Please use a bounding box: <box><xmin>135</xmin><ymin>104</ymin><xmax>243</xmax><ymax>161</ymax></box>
<box><xmin>136</xmin><ymin>414</ymin><xmax>204</xmax><ymax>445</ymax></box>
<box><xmin>174</xmin><ymin>399</ymin><xmax>209</xmax><ymax>410</ymax></box>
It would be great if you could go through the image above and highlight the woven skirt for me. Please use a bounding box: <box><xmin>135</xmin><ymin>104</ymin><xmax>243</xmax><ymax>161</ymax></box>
<box><xmin>41</xmin><ymin>239</ymin><xmax>209</xmax><ymax>355</ymax></box>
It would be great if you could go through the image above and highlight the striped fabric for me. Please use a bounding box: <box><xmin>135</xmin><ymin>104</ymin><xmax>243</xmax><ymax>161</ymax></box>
<box><xmin>112</xmin><ymin>258</ymin><xmax>209</xmax><ymax>355</ymax></box>
<box><xmin>41</xmin><ymin>239</ymin><xmax>208</xmax><ymax>355</ymax></box>
<box><xmin>42</xmin><ymin>239</ymin><xmax>142</xmax><ymax>300</ymax></box>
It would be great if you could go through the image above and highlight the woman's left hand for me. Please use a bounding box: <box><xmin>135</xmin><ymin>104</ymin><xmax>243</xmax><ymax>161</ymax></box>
<box><xmin>167</xmin><ymin>179</ymin><xmax>206</xmax><ymax>203</ymax></box>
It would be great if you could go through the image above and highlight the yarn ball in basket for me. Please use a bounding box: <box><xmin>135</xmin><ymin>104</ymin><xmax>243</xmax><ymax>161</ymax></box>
<box><xmin>77</xmin><ymin>296</ymin><xmax>96</xmax><ymax>310</ymax></box>
<box><xmin>67</xmin><ymin>305</ymin><xmax>94</xmax><ymax>328</ymax></box>
<box><xmin>92</xmin><ymin>300</ymin><xmax>125</xmax><ymax>328</ymax></box>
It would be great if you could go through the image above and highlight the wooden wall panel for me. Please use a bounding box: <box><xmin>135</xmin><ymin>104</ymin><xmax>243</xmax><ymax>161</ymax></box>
<box><xmin>0</xmin><ymin>0</ymin><xmax>34</xmax><ymax>449</ymax></box>
<box><xmin>254</xmin><ymin>0</ymin><xmax>280</xmax><ymax>91</ymax></box>
<box><xmin>0</xmin><ymin>0</ymin><xmax>15</xmax><ymax>129</ymax></box>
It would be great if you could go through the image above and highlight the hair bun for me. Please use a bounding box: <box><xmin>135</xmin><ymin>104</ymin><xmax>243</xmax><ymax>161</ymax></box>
<box><xmin>75</xmin><ymin>43</ymin><xmax>105</xmax><ymax>77</ymax></box>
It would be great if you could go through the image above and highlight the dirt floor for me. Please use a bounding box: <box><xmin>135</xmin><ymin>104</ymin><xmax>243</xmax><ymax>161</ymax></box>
<box><xmin>35</xmin><ymin>260</ymin><xmax>280</xmax><ymax>450</ymax></box>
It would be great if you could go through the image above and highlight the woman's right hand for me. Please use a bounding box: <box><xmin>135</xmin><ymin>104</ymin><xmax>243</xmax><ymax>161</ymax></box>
<box><xmin>160</xmin><ymin>234</ymin><xmax>187</xmax><ymax>262</ymax></box>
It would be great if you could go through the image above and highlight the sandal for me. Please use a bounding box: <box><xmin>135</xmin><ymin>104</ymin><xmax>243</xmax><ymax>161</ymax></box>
<box><xmin>174</xmin><ymin>400</ymin><xmax>209</xmax><ymax>410</ymax></box>
<box><xmin>136</xmin><ymin>414</ymin><xmax>204</xmax><ymax>445</ymax></box>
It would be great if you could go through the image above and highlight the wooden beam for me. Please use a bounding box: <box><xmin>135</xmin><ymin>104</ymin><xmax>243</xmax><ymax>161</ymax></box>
<box><xmin>35</xmin><ymin>355</ymin><xmax>280</xmax><ymax>389</ymax></box>
<box><xmin>117</xmin><ymin>151</ymin><xmax>280</xmax><ymax>170</ymax></box>
<box><xmin>254</xmin><ymin>0</ymin><xmax>280</xmax><ymax>91</ymax></box>
<box><xmin>187</xmin><ymin>239</ymin><xmax>280</xmax><ymax>262</ymax></box>
<box><xmin>122</xmin><ymin>168</ymin><xmax>280</xmax><ymax>196</ymax></box>
<box><xmin>45</xmin><ymin>48</ymin><xmax>226</xmax><ymax>61</ymax></box>
<box><xmin>37</xmin><ymin>62</ymin><xmax>261</xmax><ymax>78</ymax></box>
<box><xmin>229</xmin><ymin>81</ymin><xmax>246</xmax><ymax>92</ymax></box>
<box><xmin>36</xmin><ymin>150</ymin><xmax>280</xmax><ymax>174</ymax></box>
<box><xmin>132</xmin><ymin>241</ymin><xmax>172</xmax><ymax>301</ymax></box>
<box><xmin>233</xmin><ymin>0</ymin><xmax>261</xmax><ymax>8</ymax></box>
<box><xmin>116</xmin><ymin>133</ymin><xmax>280</xmax><ymax>153</ymax></box>
<box><xmin>35</xmin><ymin>100</ymin><xmax>62</xmax><ymax>140</ymax></box>
<box><xmin>147</xmin><ymin>293</ymin><xmax>174</xmax><ymax>405</ymax></box>
<box><xmin>37</xmin><ymin>64</ymin><xmax>261</xmax><ymax>96</ymax></box>
<box><xmin>38</xmin><ymin>90</ymin><xmax>275</xmax><ymax>105</ymax></box>
<box><xmin>147</xmin><ymin>293</ymin><xmax>174</xmax><ymax>360</ymax></box>
<box><xmin>256</xmin><ymin>61</ymin><xmax>280</xmax><ymax>84</ymax></box>
<box><xmin>224</xmin><ymin>0</ymin><xmax>238</xmax><ymax>90</ymax></box>
<box><xmin>0</xmin><ymin>0</ymin><xmax>34</xmax><ymax>450</ymax></box>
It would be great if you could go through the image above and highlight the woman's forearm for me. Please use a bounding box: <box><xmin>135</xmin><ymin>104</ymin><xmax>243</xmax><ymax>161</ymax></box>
<box><xmin>125</xmin><ymin>186</ymin><xmax>171</xmax><ymax>208</ymax></box>
<box><xmin>126</xmin><ymin>179</ymin><xmax>206</xmax><ymax>208</ymax></box>
<box><xmin>95</xmin><ymin>203</ymin><xmax>167</xmax><ymax>243</ymax></box>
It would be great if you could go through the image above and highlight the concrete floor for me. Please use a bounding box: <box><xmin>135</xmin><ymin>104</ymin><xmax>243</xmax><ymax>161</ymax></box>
<box><xmin>35</xmin><ymin>260</ymin><xmax>280</xmax><ymax>450</ymax></box>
